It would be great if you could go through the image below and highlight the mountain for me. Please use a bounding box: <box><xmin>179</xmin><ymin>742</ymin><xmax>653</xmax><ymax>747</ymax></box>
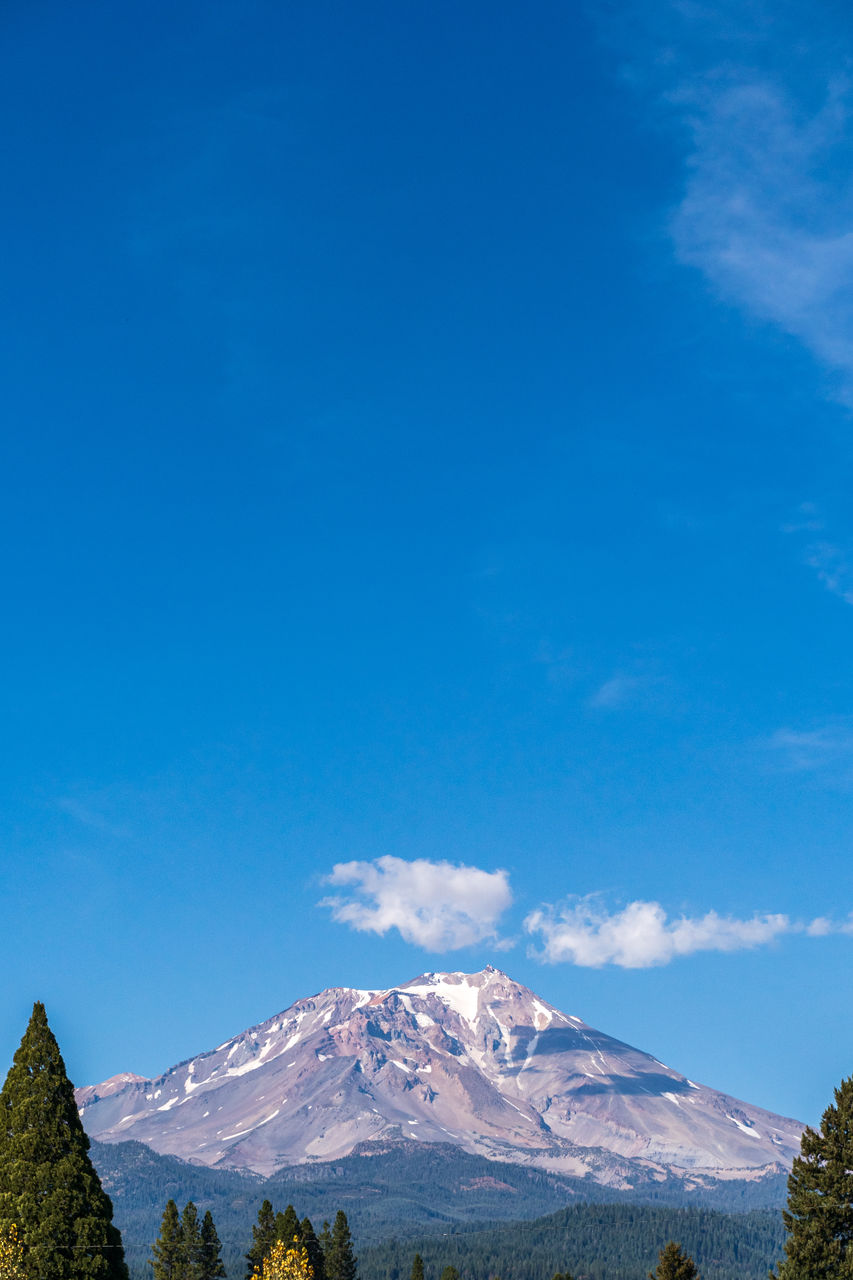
<box><xmin>77</xmin><ymin>966</ymin><xmax>803</xmax><ymax>1189</ymax></box>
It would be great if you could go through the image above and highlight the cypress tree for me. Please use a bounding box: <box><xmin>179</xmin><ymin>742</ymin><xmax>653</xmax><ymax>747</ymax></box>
<box><xmin>410</xmin><ymin>1255</ymin><xmax>424</xmax><ymax>1280</ymax></box>
<box><xmin>776</xmin><ymin>1075</ymin><xmax>853</xmax><ymax>1279</ymax></box>
<box><xmin>324</xmin><ymin>1213</ymin><xmax>356</xmax><ymax>1280</ymax></box>
<box><xmin>649</xmin><ymin>1242</ymin><xmax>699</xmax><ymax>1280</ymax></box>
<box><xmin>151</xmin><ymin>1202</ymin><xmax>185</xmax><ymax>1280</ymax></box>
<box><xmin>199</xmin><ymin>1212</ymin><xmax>226</xmax><ymax>1280</ymax></box>
<box><xmin>0</xmin><ymin>1002</ymin><xmax>128</xmax><ymax>1280</ymax></box>
<box><xmin>300</xmin><ymin>1219</ymin><xmax>324</xmax><ymax>1280</ymax></box>
<box><xmin>247</xmin><ymin>1202</ymin><xmax>277</xmax><ymax>1278</ymax></box>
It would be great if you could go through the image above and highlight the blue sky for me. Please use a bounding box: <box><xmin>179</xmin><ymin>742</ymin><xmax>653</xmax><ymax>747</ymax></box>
<box><xmin>4</xmin><ymin>0</ymin><xmax>853</xmax><ymax>1127</ymax></box>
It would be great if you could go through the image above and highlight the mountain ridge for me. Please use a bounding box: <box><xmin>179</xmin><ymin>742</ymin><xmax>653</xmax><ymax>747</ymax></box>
<box><xmin>77</xmin><ymin>966</ymin><xmax>803</xmax><ymax>1189</ymax></box>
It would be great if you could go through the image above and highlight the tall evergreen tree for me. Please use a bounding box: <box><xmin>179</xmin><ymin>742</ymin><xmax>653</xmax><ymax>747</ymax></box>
<box><xmin>247</xmin><ymin>1202</ymin><xmax>278</xmax><ymax>1278</ymax></box>
<box><xmin>0</xmin><ymin>1002</ymin><xmax>129</xmax><ymax>1280</ymax></box>
<box><xmin>151</xmin><ymin>1201</ymin><xmax>185</xmax><ymax>1280</ymax></box>
<box><xmin>275</xmin><ymin>1208</ymin><xmax>301</xmax><ymax>1250</ymax></box>
<box><xmin>776</xmin><ymin>1075</ymin><xmax>853</xmax><ymax>1279</ymax></box>
<box><xmin>181</xmin><ymin>1203</ymin><xmax>204</xmax><ymax>1280</ymax></box>
<box><xmin>649</xmin><ymin>1242</ymin><xmax>699</xmax><ymax>1280</ymax></box>
<box><xmin>324</xmin><ymin>1213</ymin><xmax>356</xmax><ymax>1280</ymax></box>
<box><xmin>300</xmin><ymin>1219</ymin><xmax>324</xmax><ymax>1280</ymax></box>
<box><xmin>410</xmin><ymin>1255</ymin><xmax>424</xmax><ymax>1280</ymax></box>
<box><xmin>199</xmin><ymin>1212</ymin><xmax>226</xmax><ymax>1280</ymax></box>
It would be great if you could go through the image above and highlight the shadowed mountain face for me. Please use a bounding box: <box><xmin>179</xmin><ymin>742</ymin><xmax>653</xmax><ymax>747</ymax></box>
<box><xmin>76</xmin><ymin>967</ymin><xmax>803</xmax><ymax>1188</ymax></box>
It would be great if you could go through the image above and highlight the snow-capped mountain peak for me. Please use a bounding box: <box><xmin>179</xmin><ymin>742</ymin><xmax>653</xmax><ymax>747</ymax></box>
<box><xmin>76</xmin><ymin>967</ymin><xmax>803</xmax><ymax>1188</ymax></box>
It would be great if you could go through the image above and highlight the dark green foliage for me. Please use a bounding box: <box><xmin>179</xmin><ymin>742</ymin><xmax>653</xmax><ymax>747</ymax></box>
<box><xmin>325</xmin><ymin>1213</ymin><xmax>356</xmax><ymax>1280</ymax></box>
<box><xmin>151</xmin><ymin>1202</ymin><xmax>224</xmax><ymax>1280</ymax></box>
<box><xmin>439</xmin><ymin>1269</ymin><xmax>458</xmax><ymax>1280</ymax></box>
<box><xmin>775</xmin><ymin>1075</ymin><xmax>853</xmax><ymax>1280</ymax></box>
<box><xmin>360</xmin><ymin>1204</ymin><xmax>786</xmax><ymax>1280</ymax></box>
<box><xmin>247</xmin><ymin>1203</ymin><xmax>278</xmax><ymax>1279</ymax></box>
<box><xmin>410</xmin><ymin>1256</ymin><xmax>424</xmax><ymax>1280</ymax></box>
<box><xmin>551</xmin><ymin>1272</ymin><xmax>573</xmax><ymax>1280</ymax></box>
<box><xmin>86</xmin><ymin>1138</ymin><xmax>790</xmax><ymax>1280</ymax></box>
<box><xmin>649</xmin><ymin>1241</ymin><xmax>698</xmax><ymax>1280</ymax></box>
<box><xmin>200</xmin><ymin>1213</ymin><xmax>226</xmax><ymax>1280</ymax></box>
<box><xmin>300</xmin><ymin>1219</ymin><xmax>325</xmax><ymax>1280</ymax></box>
<box><xmin>182</xmin><ymin>1203</ymin><xmax>204</xmax><ymax>1280</ymax></box>
<box><xmin>0</xmin><ymin>1002</ymin><xmax>129</xmax><ymax>1280</ymax></box>
<box><xmin>275</xmin><ymin>1208</ymin><xmax>302</xmax><ymax>1250</ymax></box>
<box><xmin>151</xmin><ymin>1201</ymin><xmax>185</xmax><ymax>1280</ymax></box>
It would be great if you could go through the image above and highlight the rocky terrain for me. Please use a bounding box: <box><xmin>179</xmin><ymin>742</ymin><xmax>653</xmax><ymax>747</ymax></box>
<box><xmin>77</xmin><ymin>966</ymin><xmax>803</xmax><ymax>1188</ymax></box>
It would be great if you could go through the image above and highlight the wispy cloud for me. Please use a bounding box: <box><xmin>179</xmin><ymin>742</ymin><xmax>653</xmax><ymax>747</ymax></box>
<box><xmin>56</xmin><ymin>796</ymin><xmax>133</xmax><ymax>841</ymax></box>
<box><xmin>672</xmin><ymin>75</ymin><xmax>853</xmax><ymax>404</ymax></box>
<box><xmin>781</xmin><ymin>504</ymin><xmax>853</xmax><ymax>604</ymax></box>
<box><xmin>766</xmin><ymin>723</ymin><xmax>853</xmax><ymax>774</ymax></box>
<box><xmin>611</xmin><ymin>1</ymin><xmax>853</xmax><ymax>403</ymax></box>
<box><xmin>589</xmin><ymin>675</ymin><xmax>644</xmax><ymax>709</ymax></box>
<box><xmin>320</xmin><ymin>855</ymin><xmax>513</xmax><ymax>951</ymax></box>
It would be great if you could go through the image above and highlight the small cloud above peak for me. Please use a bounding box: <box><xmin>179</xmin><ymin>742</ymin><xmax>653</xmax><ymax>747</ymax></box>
<box><xmin>319</xmin><ymin>855</ymin><xmax>513</xmax><ymax>952</ymax></box>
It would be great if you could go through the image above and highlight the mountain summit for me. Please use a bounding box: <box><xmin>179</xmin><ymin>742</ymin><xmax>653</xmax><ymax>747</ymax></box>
<box><xmin>77</xmin><ymin>967</ymin><xmax>803</xmax><ymax>1187</ymax></box>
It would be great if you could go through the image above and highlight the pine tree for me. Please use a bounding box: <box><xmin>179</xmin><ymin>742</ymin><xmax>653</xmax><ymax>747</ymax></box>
<box><xmin>776</xmin><ymin>1075</ymin><xmax>853</xmax><ymax>1279</ymax></box>
<box><xmin>649</xmin><ymin>1241</ymin><xmax>699</xmax><ymax>1280</ymax></box>
<box><xmin>0</xmin><ymin>1002</ymin><xmax>129</xmax><ymax>1280</ymax></box>
<box><xmin>324</xmin><ymin>1213</ymin><xmax>356</xmax><ymax>1280</ymax></box>
<box><xmin>247</xmin><ymin>1202</ymin><xmax>278</xmax><ymax>1279</ymax></box>
<box><xmin>276</xmin><ymin>1208</ymin><xmax>302</xmax><ymax>1250</ymax></box>
<box><xmin>199</xmin><ymin>1212</ymin><xmax>226</xmax><ymax>1280</ymax></box>
<box><xmin>410</xmin><ymin>1255</ymin><xmax>424</xmax><ymax>1280</ymax></box>
<box><xmin>151</xmin><ymin>1201</ymin><xmax>185</xmax><ymax>1280</ymax></box>
<box><xmin>300</xmin><ymin>1219</ymin><xmax>324</xmax><ymax>1280</ymax></box>
<box><xmin>182</xmin><ymin>1203</ymin><xmax>204</xmax><ymax>1280</ymax></box>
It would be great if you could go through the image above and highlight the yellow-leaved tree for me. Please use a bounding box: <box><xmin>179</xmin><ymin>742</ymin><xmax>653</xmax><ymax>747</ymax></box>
<box><xmin>254</xmin><ymin>1239</ymin><xmax>314</xmax><ymax>1280</ymax></box>
<box><xmin>0</xmin><ymin>1225</ymin><xmax>24</xmax><ymax>1280</ymax></box>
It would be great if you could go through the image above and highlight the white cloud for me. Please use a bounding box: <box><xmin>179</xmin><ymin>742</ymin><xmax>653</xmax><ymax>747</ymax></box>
<box><xmin>320</xmin><ymin>855</ymin><xmax>513</xmax><ymax>951</ymax></box>
<box><xmin>668</xmin><ymin>44</ymin><xmax>853</xmax><ymax>402</ymax></box>
<box><xmin>525</xmin><ymin>897</ymin><xmax>793</xmax><ymax>968</ymax></box>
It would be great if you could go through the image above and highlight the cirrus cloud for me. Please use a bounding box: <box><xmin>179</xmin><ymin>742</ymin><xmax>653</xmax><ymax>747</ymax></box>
<box><xmin>320</xmin><ymin>855</ymin><xmax>513</xmax><ymax>951</ymax></box>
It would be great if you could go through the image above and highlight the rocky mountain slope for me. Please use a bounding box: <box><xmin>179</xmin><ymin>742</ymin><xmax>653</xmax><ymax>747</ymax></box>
<box><xmin>77</xmin><ymin>967</ymin><xmax>803</xmax><ymax>1187</ymax></box>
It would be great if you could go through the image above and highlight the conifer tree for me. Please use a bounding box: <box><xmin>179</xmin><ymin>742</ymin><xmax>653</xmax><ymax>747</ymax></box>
<box><xmin>200</xmin><ymin>1212</ymin><xmax>226</xmax><ymax>1280</ymax></box>
<box><xmin>649</xmin><ymin>1241</ymin><xmax>699</xmax><ymax>1280</ymax></box>
<box><xmin>410</xmin><ymin>1255</ymin><xmax>424</xmax><ymax>1280</ymax></box>
<box><xmin>151</xmin><ymin>1201</ymin><xmax>185</xmax><ymax>1280</ymax></box>
<box><xmin>300</xmin><ymin>1219</ymin><xmax>324</xmax><ymax>1280</ymax></box>
<box><xmin>276</xmin><ymin>1208</ymin><xmax>302</xmax><ymax>1249</ymax></box>
<box><xmin>439</xmin><ymin>1268</ymin><xmax>459</xmax><ymax>1280</ymax></box>
<box><xmin>776</xmin><ymin>1075</ymin><xmax>853</xmax><ymax>1279</ymax></box>
<box><xmin>247</xmin><ymin>1202</ymin><xmax>278</xmax><ymax>1279</ymax></box>
<box><xmin>181</xmin><ymin>1203</ymin><xmax>204</xmax><ymax>1280</ymax></box>
<box><xmin>0</xmin><ymin>1002</ymin><xmax>129</xmax><ymax>1280</ymax></box>
<box><xmin>324</xmin><ymin>1212</ymin><xmax>356</xmax><ymax>1280</ymax></box>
